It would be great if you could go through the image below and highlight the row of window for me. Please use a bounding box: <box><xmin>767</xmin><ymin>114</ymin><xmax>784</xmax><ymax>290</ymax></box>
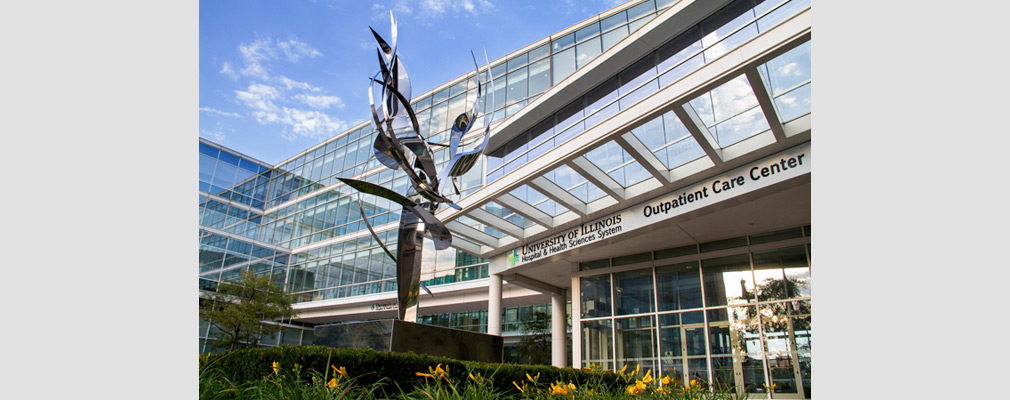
<box><xmin>486</xmin><ymin>0</ymin><xmax>809</xmax><ymax>184</ymax></box>
<box><xmin>257</xmin><ymin>0</ymin><xmax>679</xmax><ymax>211</ymax></box>
<box><xmin>578</xmin><ymin>225</ymin><xmax>811</xmax><ymax>397</ymax></box>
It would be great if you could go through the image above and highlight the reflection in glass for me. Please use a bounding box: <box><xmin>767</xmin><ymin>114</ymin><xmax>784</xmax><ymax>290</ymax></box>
<box><xmin>793</xmin><ymin>312</ymin><xmax>811</xmax><ymax>398</ymax></box>
<box><xmin>552</xmin><ymin>32</ymin><xmax>574</xmax><ymax>53</ymax></box>
<box><xmin>582</xmin><ymin>319</ymin><xmax>613</xmax><ymax>370</ymax></box>
<box><xmin>199</xmin><ymin>155</ymin><xmax>217</xmax><ymax>183</ymax></box>
<box><xmin>581</xmin><ymin>274</ymin><xmax>612</xmax><ymax>318</ymax></box>
<box><xmin>602</xmin><ymin>25</ymin><xmax>629</xmax><ymax>50</ymax></box>
<box><xmin>211</xmin><ymin>162</ymin><xmax>238</xmax><ymax>188</ymax></box>
<box><xmin>762</xmin><ymin>304</ymin><xmax>798</xmax><ymax>394</ymax></box>
<box><xmin>614</xmin><ymin>268</ymin><xmax>655</xmax><ymax>315</ymax></box>
<box><xmin>527</xmin><ymin>58</ymin><xmax>551</xmax><ymax>97</ymax></box>
<box><xmin>710</xmin><ymin>356</ymin><xmax>735</xmax><ymax>390</ymax></box>
<box><xmin>662</xmin><ymin>136</ymin><xmax>705</xmax><ymax>169</ymax></box>
<box><xmin>552</xmin><ymin>47</ymin><xmax>576</xmax><ymax>84</ymax></box>
<box><xmin>656</xmin><ymin>261</ymin><xmax>702</xmax><ymax>311</ymax></box>
<box><xmin>757</xmin><ymin>0</ymin><xmax>810</xmax><ymax>33</ymax></box>
<box><xmin>575</xmin><ymin>22</ymin><xmax>600</xmax><ymax>43</ymax></box>
<box><xmin>658</xmin><ymin>313</ymin><xmax>683</xmax><ymax>383</ymax></box>
<box><xmin>619</xmin><ymin>56</ymin><xmax>658</xmax><ymax>109</ymax></box>
<box><xmin>687</xmin><ymin>357</ymin><xmax>708</xmax><ymax>383</ymax></box>
<box><xmin>584</xmin><ymin>77</ymin><xmax>619</xmax><ymax>127</ymax></box>
<box><xmin>752</xmin><ymin>245</ymin><xmax>809</xmax><ymax>301</ymax></box>
<box><xmin>775</xmin><ymin>82</ymin><xmax>811</xmax><ymax>122</ymax></box>
<box><xmin>657</xmin><ymin>26</ymin><xmax>703</xmax><ymax>86</ymax></box>
<box><xmin>702</xmin><ymin>254</ymin><xmax>754</xmax><ymax>307</ymax></box>
<box><xmin>585</xmin><ymin>141</ymin><xmax>625</xmax><ymax>175</ymax></box>
<box><xmin>713</xmin><ymin>106</ymin><xmax>769</xmax><ymax>147</ymax></box>
<box><xmin>506</xmin><ymin>68</ymin><xmax>528</xmax><ymax>106</ymax></box>
<box><xmin>765</xmin><ymin>41</ymin><xmax>811</xmax><ymax>95</ymax></box>
<box><xmin>632</xmin><ymin>113</ymin><xmax>669</xmax><ymax>150</ymax></box>
<box><xmin>576</xmin><ymin>36</ymin><xmax>602</xmax><ymax>69</ymax></box>
<box><xmin>616</xmin><ymin>316</ymin><xmax>657</xmax><ymax>377</ymax></box>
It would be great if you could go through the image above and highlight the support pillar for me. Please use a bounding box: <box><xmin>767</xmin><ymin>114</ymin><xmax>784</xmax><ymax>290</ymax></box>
<box><xmin>395</xmin><ymin>209</ymin><xmax>424</xmax><ymax>322</ymax></box>
<box><xmin>487</xmin><ymin>274</ymin><xmax>502</xmax><ymax>336</ymax></box>
<box><xmin>552</xmin><ymin>290</ymin><xmax>567</xmax><ymax>368</ymax></box>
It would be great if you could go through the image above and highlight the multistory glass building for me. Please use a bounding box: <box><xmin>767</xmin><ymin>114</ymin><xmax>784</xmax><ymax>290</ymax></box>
<box><xmin>200</xmin><ymin>0</ymin><xmax>811</xmax><ymax>397</ymax></box>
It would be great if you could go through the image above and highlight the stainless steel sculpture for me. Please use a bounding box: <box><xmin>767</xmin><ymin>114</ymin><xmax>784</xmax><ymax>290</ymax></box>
<box><xmin>338</xmin><ymin>13</ymin><xmax>494</xmax><ymax>323</ymax></box>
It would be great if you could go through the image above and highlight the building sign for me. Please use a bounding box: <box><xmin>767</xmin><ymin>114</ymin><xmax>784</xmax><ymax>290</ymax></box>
<box><xmin>371</xmin><ymin>302</ymin><xmax>398</xmax><ymax>311</ymax></box>
<box><xmin>506</xmin><ymin>144</ymin><xmax>810</xmax><ymax>268</ymax></box>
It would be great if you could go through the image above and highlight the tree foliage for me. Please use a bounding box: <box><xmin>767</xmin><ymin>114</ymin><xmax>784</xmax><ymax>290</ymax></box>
<box><xmin>200</xmin><ymin>269</ymin><xmax>295</xmax><ymax>351</ymax></box>
<box><xmin>516</xmin><ymin>310</ymin><xmax>552</xmax><ymax>365</ymax></box>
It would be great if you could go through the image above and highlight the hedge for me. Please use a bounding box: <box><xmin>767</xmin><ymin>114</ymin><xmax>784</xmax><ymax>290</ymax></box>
<box><xmin>200</xmin><ymin>345</ymin><xmax>626</xmax><ymax>395</ymax></box>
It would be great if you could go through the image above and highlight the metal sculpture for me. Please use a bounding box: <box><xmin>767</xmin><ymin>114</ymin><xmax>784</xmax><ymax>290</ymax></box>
<box><xmin>338</xmin><ymin>12</ymin><xmax>494</xmax><ymax>322</ymax></box>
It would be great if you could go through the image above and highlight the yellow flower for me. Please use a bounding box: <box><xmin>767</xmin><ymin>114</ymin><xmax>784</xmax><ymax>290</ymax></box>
<box><xmin>642</xmin><ymin>369</ymin><xmax>653</xmax><ymax>384</ymax></box>
<box><xmin>619</xmin><ymin>365</ymin><xmax>628</xmax><ymax>375</ymax></box>
<box><xmin>661</xmin><ymin>376</ymin><xmax>671</xmax><ymax>386</ymax></box>
<box><xmin>272</xmin><ymin>361</ymin><xmax>280</xmax><ymax>375</ymax></box>
<box><xmin>332</xmin><ymin>365</ymin><xmax>347</xmax><ymax>379</ymax></box>
<box><xmin>634</xmin><ymin>364</ymin><xmax>641</xmax><ymax>376</ymax></box>
<box><xmin>423</xmin><ymin>364</ymin><xmax>447</xmax><ymax>380</ymax></box>
<box><xmin>626</xmin><ymin>380</ymin><xmax>647</xmax><ymax>395</ymax></box>
<box><xmin>327</xmin><ymin>378</ymin><xmax>337</xmax><ymax>389</ymax></box>
<box><xmin>550</xmin><ymin>381</ymin><xmax>571</xmax><ymax>396</ymax></box>
<box><xmin>513</xmin><ymin>381</ymin><xmax>526</xmax><ymax>393</ymax></box>
<box><xmin>690</xmin><ymin>379</ymin><xmax>697</xmax><ymax>387</ymax></box>
<box><xmin>684</xmin><ymin>385</ymin><xmax>691</xmax><ymax>391</ymax></box>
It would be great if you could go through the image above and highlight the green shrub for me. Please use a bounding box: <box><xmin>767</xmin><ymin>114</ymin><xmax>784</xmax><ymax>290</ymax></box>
<box><xmin>200</xmin><ymin>345</ymin><xmax>624</xmax><ymax>396</ymax></box>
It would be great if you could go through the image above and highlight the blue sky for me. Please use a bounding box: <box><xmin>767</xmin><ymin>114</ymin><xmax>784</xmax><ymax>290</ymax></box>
<box><xmin>200</xmin><ymin>0</ymin><xmax>631</xmax><ymax>165</ymax></box>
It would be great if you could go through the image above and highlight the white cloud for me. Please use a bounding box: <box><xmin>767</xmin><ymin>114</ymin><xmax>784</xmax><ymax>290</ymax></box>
<box><xmin>278</xmin><ymin>76</ymin><xmax>321</xmax><ymax>92</ymax></box>
<box><xmin>372</xmin><ymin>2</ymin><xmax>412</xmax><ymax>21</ymax></box>
<box><xmin>223</xmin><ymin>36</ymin><xmax>351</xmax><ymax>142</ymax></box>
<box><xmin>232</xmin><ymin>36</ymin><xmax>321</xmax><ymax>81</ymax></box>
<box><xmin>200</xmin><ymin>107</ymin><xmax>241</xmax><ymax>117</ymax></box>
<box><xmin>219</xmin><ymin>62</ymin><xmax>238</xmax><ymax>80</ymax></box>
<box><xmin>418</xmin><ymin>0</ymin><xmax>449</xmax><ymax>17</ymax></box>
<box><xmin>373</xmin><ymin>0</ymin><xmax>492</xmax><ymax>24</ymax></box>
<box><xmin>293</xmin><ymin>94</ymin><xmax>345</xmax><ymax>109</ymax></box>
<box><xmin>240</xmin><ymin>60</ymin><xmax>270</xmax><ymax>80</ymax></box>
<box><xmin>233</xmin><ymin>83</ymin><xmax>346</xmax><ymax>141</ymax></box>
<box><xmin>277</xmin><ymin>36</ymin><xmax>323</xmax><ymax>62</ymax></box>
<box><xmin>201</xmin><ymin>129</ymin><xmax>227</xmax><ymax>143</ymax></box>
<box><xmin>239</xmin><ymin>37</ymin><xmax>275</xmax><ymax>64</ymax></box>
<box><xmin>277</xmin><ymin>107</ymin><xmax>348</xmax><ymax>141</ymax></box>
<box><xmin>778</xmin><ymin>62</ymin><xmax>799</xmax><ymax>77</ymax></box>
<box><xmin>235</xmin><ymin>83</ymin><xmax>281</xmax><ymax>115</ymax></box>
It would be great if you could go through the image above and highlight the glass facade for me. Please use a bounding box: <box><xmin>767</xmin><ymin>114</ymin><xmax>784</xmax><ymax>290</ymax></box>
<box><xmin>577</xmin><ymin>226</ymin><xmax>811</xmax><ymax>398</ymax></box>
<box><xmin>486</xmin><ymin>0</ymin><xmax>810</xmax><ymax>183</ymax></box>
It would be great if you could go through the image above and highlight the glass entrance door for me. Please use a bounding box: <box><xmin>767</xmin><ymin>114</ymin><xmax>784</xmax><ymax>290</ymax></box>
<box><xmin>658</xmin><ymin>312</ymin><xmax>709</xmax><ymax>386</ymax></box>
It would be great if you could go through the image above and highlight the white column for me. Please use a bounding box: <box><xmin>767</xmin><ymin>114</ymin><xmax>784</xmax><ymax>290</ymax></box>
<box><xmin>570</xmin><ymin>265</ymin><xmax>582</xmax><ymax>368</ymax></box>
<box><xmin>552</xmin><ymin>290</ymin><xmax>567</xmax><ymax>368</ymax></box>
<box><xmin>487</xmin><ymin>274</ymin><xmax>502</xmax><ymax>335</ymax></box>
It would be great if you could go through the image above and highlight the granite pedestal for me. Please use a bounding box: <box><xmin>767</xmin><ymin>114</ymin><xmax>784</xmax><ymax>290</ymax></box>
<box><xmin>312</xmin><ymin>319</ymin><xmax>503</xmax><ymax>363</ymax></box>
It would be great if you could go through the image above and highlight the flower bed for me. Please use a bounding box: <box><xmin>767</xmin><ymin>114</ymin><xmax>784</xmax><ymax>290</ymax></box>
<box><xmin>199</xmin><ymin>345</ymin><xmax>752</xmax><ymax>399</ymax></box>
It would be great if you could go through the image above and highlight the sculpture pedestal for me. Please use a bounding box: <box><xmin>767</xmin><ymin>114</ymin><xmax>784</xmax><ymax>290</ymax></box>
<box><xmin>312</xmin><ymin>320</ymin><xmax>503</xmax><ymax>363</ymax></box>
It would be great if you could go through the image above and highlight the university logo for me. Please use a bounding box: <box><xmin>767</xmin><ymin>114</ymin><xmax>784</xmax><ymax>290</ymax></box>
<box><xmin>508</xmin><ymin>249</ymin><xmax>519</xmax><ymax>267</ymax></box>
